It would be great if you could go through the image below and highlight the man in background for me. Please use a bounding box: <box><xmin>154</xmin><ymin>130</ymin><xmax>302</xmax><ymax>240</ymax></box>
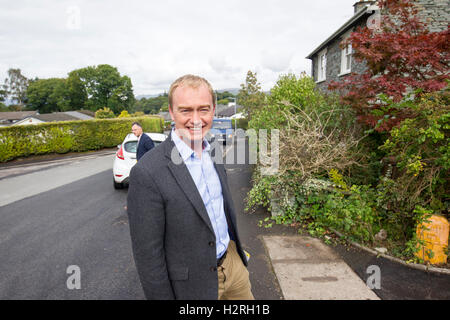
<box><xmin>132</xmin><ymin>122</ymin><xmax>155</xmax><ymax>161</ymax></box>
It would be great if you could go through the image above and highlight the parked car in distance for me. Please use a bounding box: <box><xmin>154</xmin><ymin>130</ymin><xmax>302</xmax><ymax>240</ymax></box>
<box><xmin>208</xmin><ymin>118</ymin><xmax>233</xmax><ymax>144</ymax></box>
<box><xmin>113</xmin><ymin>132</ymin><xmax>167</xmax><ymax>189</ymax></box>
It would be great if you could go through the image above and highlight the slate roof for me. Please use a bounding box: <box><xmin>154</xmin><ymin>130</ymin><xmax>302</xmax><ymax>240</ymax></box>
<box><xmin>0</xmin><ymin>111</ymin><xmax>38</xmax><ymax>121</ymax></box>
<box><xmin>32</xmin><ymin>113</ymin><xmax>79</xmax><ymax>122</ymax></box>
<box><xmin>64</xmin><ymin>111</ymin><xmax>94</xmax><ymax>120</ymax></box>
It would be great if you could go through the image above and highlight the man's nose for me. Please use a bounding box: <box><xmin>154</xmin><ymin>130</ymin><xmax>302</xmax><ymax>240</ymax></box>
<box><xmin>192</xmin><ymin>111</ymin><xmax>202</xmax><ymax>126</ymax></box>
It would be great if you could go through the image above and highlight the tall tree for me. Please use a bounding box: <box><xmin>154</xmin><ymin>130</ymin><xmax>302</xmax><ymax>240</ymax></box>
<box><xmin>69</xmin><ymin>64</ymin><xmax>134</xmax><ymax>113</ymax></box>
<box><xmin>3</xmin><ymin>68</ymin><xmax>29</xmax><ymax>106</ymax></box>
<box><xmin>26</xmin><ymin>78</ymin><xmax>70</xmax><ymax>113</ymax></box>
<box><xmin>0</xmin><ymin>87</ymin><xmax>6</xmax><ymax>103</ymax></box>
<box><xmin>329</xmin><ymin>0</ymin><xmax>450</xmax><ymax>132</ymax></box>
<box><xmin>132</xmin><ymin>93</ymin><xmax>168</xmax><ymax>114</ymax></box>
<box><xmin>216</xmin><ymin>91</ymin><xmax>235</xmax><ymax>102</ymax></box>
<box><xmin>66</xmin><ymin>71</ymin><xmax>88</xmax><ymax>110</ymax></box>
<box><xmin>237</xmin><ymin>70</ymin><xmax>265</xmax><ymax>121</ymax></box>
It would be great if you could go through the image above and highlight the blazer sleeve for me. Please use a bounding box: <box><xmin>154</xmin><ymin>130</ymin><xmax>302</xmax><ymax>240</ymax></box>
<box><xmin>144</xmin><ymin>135</ymin><xmax>155</xmax><ymax>152</ymax></box>
<box><xmin>127</xmin><ymin>164</ymin><xmax>174</xmax><ymax>300</ymax></box>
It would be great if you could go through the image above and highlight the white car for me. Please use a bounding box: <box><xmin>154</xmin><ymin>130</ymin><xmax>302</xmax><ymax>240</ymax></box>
<box><xmin>113</xmin><ymin>132</ymin><xmax>167</xmax><ymax>189</ymax></box>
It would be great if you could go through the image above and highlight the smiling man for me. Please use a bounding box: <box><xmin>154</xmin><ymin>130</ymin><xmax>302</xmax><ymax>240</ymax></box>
<box><xmin>127</xmin><ymin>75</ymin><xmax>253</xmax><ymax>300</ymax></box>
<box><xmin>168</xmin><ymin>76</ymin><xmax>214</xmax><ymax>154</ymax></box>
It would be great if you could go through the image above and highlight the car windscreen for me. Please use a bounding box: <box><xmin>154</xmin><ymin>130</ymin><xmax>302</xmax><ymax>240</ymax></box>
<box><xmin>212</xmin><ymin>121</ymin><xmax>232</xmax><ymax>129</ymax></box>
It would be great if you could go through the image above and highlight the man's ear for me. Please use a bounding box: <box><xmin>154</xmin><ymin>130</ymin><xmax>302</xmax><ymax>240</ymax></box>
<box><xmin>168</xmin><ymin>106</ymin><xmax>175</xmax><ymax>121</ymax></box>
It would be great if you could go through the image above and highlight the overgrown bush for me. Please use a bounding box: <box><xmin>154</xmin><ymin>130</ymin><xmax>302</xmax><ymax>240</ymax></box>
<box><xmin>245</xmin><ymin>71</ymin><xmax>449</xmax><ymax>264</ymax></box>
<box><xmin>249</xmin><ymin>73</ymin><xmax>326</xmax><ymax>131</ymax></box>
<box><xmin>246</xmin><ymin>73</ymin><xmax>363</xmax><ymax>201</ymax></box>
<box><xmin>375</xmin><ymin>89</ymin><xmax>450</xmax><ymax>242</ymax></box>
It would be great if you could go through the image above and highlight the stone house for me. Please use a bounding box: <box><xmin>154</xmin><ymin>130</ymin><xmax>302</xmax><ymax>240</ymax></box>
<box><xmin>306</xmin><ymin>0</ymin><xmax>450</xmax><ymax>92</ymax></box>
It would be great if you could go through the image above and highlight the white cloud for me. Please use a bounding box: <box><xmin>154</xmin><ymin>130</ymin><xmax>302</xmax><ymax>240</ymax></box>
<box><xmin>261</xmin><ymin>49</ymin><xmax>293</xmax><ymax>73</ymax></box>
<box><xmin>0</xmin><ymin>0</ymin><xmax>358</xmax><ymax>95</ymax></box>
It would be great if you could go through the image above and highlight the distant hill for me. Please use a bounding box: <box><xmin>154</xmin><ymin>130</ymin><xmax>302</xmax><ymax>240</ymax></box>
<box><xmin>135</xmin><ymin>93</ymin><xmax>164</xmax><ymax>100</ymax></box>
<box><xmin>216</xmin><ymin>88</ymin><xmax>240</xmax><ymax>95</ymax></box>
<box><xmin>136</xmin><ymin>88</ymin><xmax>240</xmax><ymax>100</ymax></box>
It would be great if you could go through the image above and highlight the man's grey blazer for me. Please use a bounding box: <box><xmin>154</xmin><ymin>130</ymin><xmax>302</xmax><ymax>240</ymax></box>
<box><xmin>127</xmin><ymin>133</ymin><xmax>247</xmax><ymax>300</ymax></box>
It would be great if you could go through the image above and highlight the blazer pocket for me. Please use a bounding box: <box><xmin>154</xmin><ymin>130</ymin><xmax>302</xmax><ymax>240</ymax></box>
<box><xmin>168</xmin><ymin>266</ymin><xmax>189</xmax><ymax>281</ymax></box>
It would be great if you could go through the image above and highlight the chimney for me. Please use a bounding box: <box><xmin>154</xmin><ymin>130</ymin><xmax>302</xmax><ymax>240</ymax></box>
<box><xmin>353</xmin><ymin>0</ymin><xmax>375</xmax><ymax>14</ymax></box>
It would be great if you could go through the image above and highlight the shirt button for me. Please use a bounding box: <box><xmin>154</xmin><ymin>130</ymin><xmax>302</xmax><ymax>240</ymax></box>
<box><xmin>209</xmin><ymin>241</ymin><xmax>215</xmax><ymax>247</ymax></box>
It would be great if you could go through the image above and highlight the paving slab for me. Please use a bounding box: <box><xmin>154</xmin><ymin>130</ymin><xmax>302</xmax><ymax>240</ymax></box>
<box><xmin>263</xmin><ymin>235</ymin><xmax>380</xmax><ymax>300</ymax></box>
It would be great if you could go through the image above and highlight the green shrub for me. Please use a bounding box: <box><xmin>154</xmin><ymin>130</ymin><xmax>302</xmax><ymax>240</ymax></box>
<box><xmin>118</xmin><ymin>110</ymin><xmax>131</xmax><ymax>118</ymax></box>
<box><xmin>299</xmin><ymin>185</ymin><xmax>380</xmax><ymax>244</ymax></box>
<box><xmin>233</xmin><ymin>118</ymin><xmax>248</xmax><ymax>130</ymax></box>
<box><xmin>0</xmin><ymin>116</ymin><xmax>163</xmax><ymax>162</ymax></box>
<box><xmin>95</xmin><ymin>107</ymin><xmax>115</xmax><ymax>119</ymax></box>
<box><xmin>379</xmin><ymin>89</ymin><xmax>449</xmax><ymax>218</ymax></box>
<box><xmin>249</xmin><ymin>73</ymin><xmax>324</xmax><ymax>131</ymax></box>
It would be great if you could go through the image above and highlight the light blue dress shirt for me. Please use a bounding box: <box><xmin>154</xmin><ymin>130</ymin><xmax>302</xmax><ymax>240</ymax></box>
<box><xmin>171</xmin><ymin>130</ymin><xmax>230</xmax><ymax>259</ymax></box>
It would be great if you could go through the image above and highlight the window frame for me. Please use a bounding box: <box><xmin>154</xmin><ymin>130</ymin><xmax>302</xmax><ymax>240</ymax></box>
<box><xmin>340</xmin><ymin>30</ymin><xmax>353</xmax><ymax>76</ymax></box>
<box><xmin>317</xmin><ymin>48</ymin><xmax>327</xmax><ymax>83</ymax></box>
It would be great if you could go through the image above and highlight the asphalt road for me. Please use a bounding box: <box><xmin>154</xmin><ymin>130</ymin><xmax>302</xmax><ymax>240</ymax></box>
<box><xmin>0</xmin><ymin>140</ymin><xmax>285</xmax><ymax>299</ymax></box>
<box><xmin>1</xmin><ymin>141</ymin><xmax>449</xmax><ymax>300</ymax></box>
<box><xmin>0</xmin><ymin>168</ymin><xmax>143</xmax><ymax>299</ymax></box>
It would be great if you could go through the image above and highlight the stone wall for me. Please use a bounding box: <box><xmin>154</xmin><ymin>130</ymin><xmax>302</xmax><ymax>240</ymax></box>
<box><xmin>414</xmin><ymin>0</ymin><xmax>450</xmax><ymax>32</ymax></box>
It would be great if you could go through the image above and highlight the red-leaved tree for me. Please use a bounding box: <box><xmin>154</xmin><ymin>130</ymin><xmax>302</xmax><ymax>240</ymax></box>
<box><xmin>329</xmin><ymin>0</ymin><xmax>449</xmax><ymax>132</ymax></box>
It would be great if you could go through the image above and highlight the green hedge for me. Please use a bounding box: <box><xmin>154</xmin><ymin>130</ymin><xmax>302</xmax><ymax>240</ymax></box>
<box><xmin>0</xmin><ymin>116</ymin><xmax>164</xmax><ymax>162</ymax></box>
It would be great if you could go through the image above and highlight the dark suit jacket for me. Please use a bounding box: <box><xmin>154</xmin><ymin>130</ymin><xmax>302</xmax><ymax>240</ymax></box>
<box><xmin>127</xmin><ymin>133</ymin><xmax>247</xmax><ymax>300</ymax></box>
<box><xmin>136</xmin><ymin>133</ymin><xmax>155</xmax><ymax>161</ymax></box>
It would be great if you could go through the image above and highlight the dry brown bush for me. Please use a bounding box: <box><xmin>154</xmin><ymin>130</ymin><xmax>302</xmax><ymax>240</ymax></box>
<box><xmin>277</xmin><ymin>103</ymin><xmax>365</xmax><ymax>181</ymax></box>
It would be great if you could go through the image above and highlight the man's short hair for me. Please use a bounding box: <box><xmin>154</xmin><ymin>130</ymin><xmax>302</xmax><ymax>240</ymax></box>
<box><xmin>168</xmin><ymin>74</ymin><xmax>216</xmax><ymax>110</ymax></box>
<box><xmin>132</xmin><ymin>122</ymin><xmax>142</xmax><ymax>128</ymax></box>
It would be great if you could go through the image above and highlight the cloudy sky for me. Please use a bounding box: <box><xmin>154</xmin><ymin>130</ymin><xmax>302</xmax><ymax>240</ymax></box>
<box><xmin>0</xmin><ymin>0</ymin><xmax>359</xmax><ymax>96</ymax></box>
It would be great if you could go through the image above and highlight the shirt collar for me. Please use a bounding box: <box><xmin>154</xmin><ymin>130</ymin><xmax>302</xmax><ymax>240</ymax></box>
<box><xmin>171</xmin><ymin>128</ymin><xmax>210</xmax><ymax>161</ymax></box>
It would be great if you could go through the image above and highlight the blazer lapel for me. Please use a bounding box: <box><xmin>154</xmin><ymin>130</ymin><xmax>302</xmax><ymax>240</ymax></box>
<box><xmin>163</xmin><ymin>134</ymin><xmax>215</xmax><ymax>235</ymax></box>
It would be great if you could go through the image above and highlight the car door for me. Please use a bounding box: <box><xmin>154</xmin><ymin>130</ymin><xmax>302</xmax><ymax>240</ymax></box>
<box><xmin>123</xmin><ymin>139</ymin><xmax>138</xmax><ymax>168</ymax></box>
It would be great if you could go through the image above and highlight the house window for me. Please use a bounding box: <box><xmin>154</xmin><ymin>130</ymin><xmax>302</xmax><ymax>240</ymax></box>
<box><xmin>341</xmin><ymin>43</ymin><xmax>352</xmax><ymax>74</ymax></box>
<box><xmin>317</xmin><ymin>49</ymin><xmax>327</xmax><ymax>82</ymax></box>
<box><xmin>340</xmin><ymin>31</ymin><xmax>353</xmax><ymax>75</ymax></box>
